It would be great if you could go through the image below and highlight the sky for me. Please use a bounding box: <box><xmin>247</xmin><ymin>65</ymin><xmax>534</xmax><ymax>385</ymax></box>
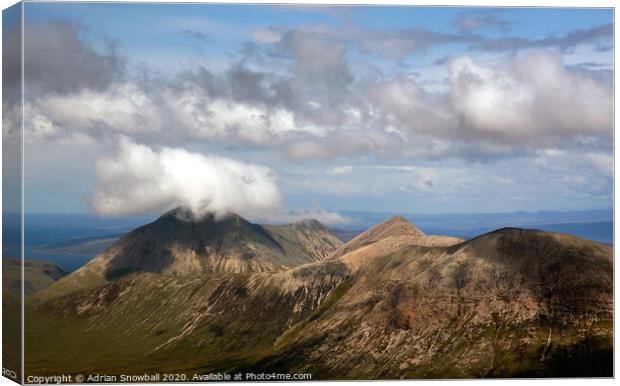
<box><xmin>3</xmin><ymin>3</ymin><xmax>614</xmax><ymax>222</ymax></box>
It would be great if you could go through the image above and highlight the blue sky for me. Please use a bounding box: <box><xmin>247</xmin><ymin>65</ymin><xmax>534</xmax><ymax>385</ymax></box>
<box><xmin>22</xmin><ymin>4</ymin><xmax>613</xmax><ymax>73</ymax></box>
<box><xmin>6</xmin><ymin>3</ymin><xmax>613</xmax><ymax>221</ymax></box>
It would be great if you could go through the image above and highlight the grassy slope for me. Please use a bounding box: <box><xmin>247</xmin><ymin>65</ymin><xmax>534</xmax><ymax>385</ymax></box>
<box><xmin>25</xmin><ymin>262</ymin><xmax>348</xmax><ymax>375</ymax></box>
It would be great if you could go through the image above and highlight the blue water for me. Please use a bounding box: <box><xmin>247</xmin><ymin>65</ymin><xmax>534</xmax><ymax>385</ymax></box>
<box><xmin>4</xmin><ymin>212</ymin><xmax>155</xmax><ymax>271</ymax></box>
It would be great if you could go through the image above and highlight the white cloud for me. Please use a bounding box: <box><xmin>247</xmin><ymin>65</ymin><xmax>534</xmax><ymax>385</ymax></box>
<box><xmin>251</xmin><ymin>27</ymin><xmax>283</xmax><ymax>44</ymax></box>
<box><xmin>90</xmin><ymin>138</ymin><xmax>349</xmax><ymax>224</ymax></box>
<box><xmin>91</xmin><ymin>138</ymin><xmax>282</xmax><ymax>218</ymax></box>
<box><xmin>328</xmin><ymin>166</ymin><xmax>354</xmax><ymax>175</ymax></box>
<box><xmin>29</xmin><ymin>83</ymin><xmax>160</xmax><ymax>140</ymax></box>
<box><xmin>191</xmin><ymin>99</ymin><xmax>326</xmax><ymax>140</ymax></box>
<box><xmin>448</xmin><ymin>51</ymin><xmax>613</xmax><ymax>146</ymax></box>
<box><xmin>23</xmin><ymin>24</ymin><xmax>612</xmax><ymax>163</ymax></box>
<box><xmin>585</xmin><ymin>153</ymin><xmax>613</xmax><ymax>177</ymax></box>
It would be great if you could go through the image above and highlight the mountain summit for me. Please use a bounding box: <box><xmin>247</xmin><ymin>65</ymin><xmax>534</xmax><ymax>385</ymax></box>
<box><xmin>331</xmin><ymin>215</ymin><xmax>462</xmax><ymax>259</ymax></box>
<box><xmin>68</xmin><ymin>207</ymin><xmax>342</xmax><ymax>283</ymax></box>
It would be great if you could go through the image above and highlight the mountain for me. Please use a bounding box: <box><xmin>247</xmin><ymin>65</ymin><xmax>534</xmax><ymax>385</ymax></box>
<box><xmin>42</xmin><ymin>208</ymin><xmax>342</xmax><ymax>296</ymax></box>
<box><xmin>331</xmin><ymin>215</ymin><xmax>463</xmax><ymax>260</ymax></box>
<box><xmin>253</xmin><ymin>227</ymin><xmax>612</xmax><ymax>378</ymax></box>
<box><xmin>25</xmin><ymin>216</ymin><xmax>612</xmax><ymax>378</ymax></box>
<box><xmin>3</xmin><ymin>258</ymin><xmax>68</xmax><ymax>295</ymax></box>
<box><xmin>332</xmin><ymin>215</ymin><xmax>424</xmax><ymax>256</ymax></box>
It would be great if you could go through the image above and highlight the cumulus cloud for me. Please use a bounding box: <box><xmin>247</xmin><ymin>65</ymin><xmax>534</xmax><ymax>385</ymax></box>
<box><xmin>90</xmin><ymin>138</ymin><xmax>282</xmax><ymax>218</ymax></box>
<box><xmin>27</xmin><ymin>82</ymin><xmax>161</xmax><ymax>142</ymax></box>
<box><xmin>456</xmin><ymin>11</ymin><xmax>512</xmax><ymax>32</ymax></box>
<box><xmin>21</xmin><ymin>17</ymin><xmax>612</xmax><ymax>163</ymax></box>
<box><xmin>14</xmin><ymin>13</ymin><xmax>612</xmax><ymax>217</ymax></box>
<box><xmin>23</xmin><ymin>20</ymin><xmax>123</xmax><ymax>95</ymax></box>
<box><xmin>253</xmin><ymin>22</ymin><xmax>611</xmax><ymax>61</ymax></box>
<box><xmin>448</xmin><ymin>50</ymin><xmax>612</xmax><ymax>147</ymax></box>
<box><xmin>252</xmin><ymin>27</ymin><xmax>283</xmax><ymax>44</ymax></box>
<box><xmin>90</xmin><ymin>138</ymin><xmax>350</xmax><ymax>224</ymax></box>
<box><xmin>26</xmin><ymin>49</ymin><xmax>612</xmax><ymax>161</ymax></box>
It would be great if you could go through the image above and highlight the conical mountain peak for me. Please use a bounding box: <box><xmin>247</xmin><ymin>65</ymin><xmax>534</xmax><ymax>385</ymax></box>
<box><xmin>69</xmin><ymin>207</ymin><xmax>342</xmax><ymax>284</ymax></box>
<box><xmin>367</xmin><ymin>215</ymin><xmax>426</xmax><ymax>239</ymax></box>
<box><xmin>380</xmin><ymin>215</ymin><xmax>424</xmax><ymax>235</ymax></box>
<box><xmin>330</xmin><ymin>215</ymin><xmax>426</xmax><ymax>258</ymax></box>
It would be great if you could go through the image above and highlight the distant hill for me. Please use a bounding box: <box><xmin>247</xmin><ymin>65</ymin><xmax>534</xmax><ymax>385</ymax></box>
<box><xmin>25</xmin><ymin>214</ymin><xmax>611</xmax><ymax>378</ymax></box>
<box><xmin>34</xmin><ymin>234</ymin><xmax>125</xmax><ymax>257</ymax></box>
<box><xmin>3</xmin><ymin>259</ymin><xmax>68</xmax><ymax>295</ymax></box>
<box><xmin>2</xmin><ymin>257</ymin><xmax>67</xmax><ymax>374</ymax></box>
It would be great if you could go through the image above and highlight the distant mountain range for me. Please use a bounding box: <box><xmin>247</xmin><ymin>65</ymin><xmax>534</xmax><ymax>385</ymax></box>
<box><xmin>21</xmin><ymin>207</ymin><xmax>612</xmax><ymax>378</ymax></box>
<box><xmin>338</xmin><ymin>209</ymin><xmax>613</xmax><ymax>243</ymax></box>
<box><xmin>340</xmin><ymin>208</ymin><xmax>613</xmax><ymax>229</ymax></box>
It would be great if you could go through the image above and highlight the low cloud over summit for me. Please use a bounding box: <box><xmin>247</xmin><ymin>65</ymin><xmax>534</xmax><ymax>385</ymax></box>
<box><xmin>90</xmin><ymin>138</ymin><xmax>282</xmax><ymax>218</ymax></box>
<box><xmin>90</xmin><ymin>138</ymin><xmax>349</xmax><ymax>224</ymax></box>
